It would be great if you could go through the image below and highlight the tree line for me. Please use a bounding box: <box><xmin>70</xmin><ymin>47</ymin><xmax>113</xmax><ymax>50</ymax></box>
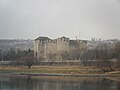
<box><xmin>0</xmin><ymin>41</ymin><xmax>120</xmax><ymax>68</ymax></box>
<box><xmin>0</xmin><ymin>48</ymin><xmax>33</xmax><ymax>61</ymax></box>
<box><xmin>0</xmin><ymin>48</ymin><xmax>34</xmax><ymax>69</ymax></box>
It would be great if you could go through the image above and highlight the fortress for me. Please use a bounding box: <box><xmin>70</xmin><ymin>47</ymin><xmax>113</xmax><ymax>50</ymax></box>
<box><xmin>34</xmin><ymin>36</ymin><xmax>87</xmax><ymax>60</ymax></box>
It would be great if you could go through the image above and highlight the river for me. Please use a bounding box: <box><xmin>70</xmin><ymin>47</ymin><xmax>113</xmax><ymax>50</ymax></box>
<box><xmin>0</xmin><ymin>75</ymin><xmax>120</xmax><ymax>90</ymax></box>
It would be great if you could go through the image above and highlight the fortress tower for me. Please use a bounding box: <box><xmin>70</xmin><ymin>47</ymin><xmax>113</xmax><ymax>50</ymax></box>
<box><xmin>57</xmin><ymin>36</ymin><xmax>69</xmax><ymax>53</ymax></box>
<box><xmin>34</xmin><ymin>36</ymin><xmax>50</xmax><ymax>60</ymax></box>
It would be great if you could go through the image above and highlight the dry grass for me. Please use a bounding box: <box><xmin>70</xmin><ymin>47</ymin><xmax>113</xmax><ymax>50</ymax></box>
<box><xmin>0</xmin><ymin>65</ymin><xmax>105</xmax><ymax>74</ymax></box>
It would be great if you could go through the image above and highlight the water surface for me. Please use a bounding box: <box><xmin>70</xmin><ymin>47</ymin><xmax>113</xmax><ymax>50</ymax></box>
<box><xmin>0</xmin><ymin>75</ymin><xmax>120</xmax><ymax>90</ymax></box>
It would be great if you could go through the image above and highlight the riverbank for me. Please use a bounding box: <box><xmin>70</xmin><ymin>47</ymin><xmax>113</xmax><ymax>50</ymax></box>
<box><xmin>0</xmin><ymin>66</ymin><xmax>120</xmax><ymax>77</ymax></box>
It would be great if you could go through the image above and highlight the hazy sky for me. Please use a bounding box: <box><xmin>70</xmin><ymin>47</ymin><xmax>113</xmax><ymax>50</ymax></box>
<box><xmin>0</xmin><ymin>0</ymin><xmax>120</xmax><ymax>40</ymax></box>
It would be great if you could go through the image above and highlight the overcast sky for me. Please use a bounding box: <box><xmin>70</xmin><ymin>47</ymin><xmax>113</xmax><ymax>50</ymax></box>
<box><xmin>0</xmin><ymin>0</ymin><xmax>120</xmax><ymax>40</ymax></box>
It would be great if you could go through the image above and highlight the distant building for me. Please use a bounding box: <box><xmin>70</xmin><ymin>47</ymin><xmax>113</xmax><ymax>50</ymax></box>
<box><xmin>34</xmin><ymin>36</ymin><xmax>87</xmax><ymax>60</ymax></box>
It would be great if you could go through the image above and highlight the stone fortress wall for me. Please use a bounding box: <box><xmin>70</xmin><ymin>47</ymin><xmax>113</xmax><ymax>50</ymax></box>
<box><xmin>34</xmin><ymin>36</ymin><xmax>87</xmax><ymax>60</ymax></box>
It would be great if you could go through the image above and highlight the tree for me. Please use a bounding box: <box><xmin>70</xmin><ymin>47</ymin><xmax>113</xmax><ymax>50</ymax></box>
<box><xmin>26</xmin><ymin>61</ymin><xmax>33</xmax><ymax>69</ymax></box>
<box><xmin>61</xmin><ymin>51</ymin><xmax>69</xmax><ymax>60</ymax></box>
<box><xmin>114</xmin><ymin>42</ymin><xmax>120</xmax><ymax>59</ymax></box>
<box><xmin>12</xmin><ymin>49</ymin><xmax>34</xmax><ymax>69</ymax></box>
<box><xmin>21</xmin><ymin>52</ymin><xmax>34</xmax><ymax>69</ymax></box>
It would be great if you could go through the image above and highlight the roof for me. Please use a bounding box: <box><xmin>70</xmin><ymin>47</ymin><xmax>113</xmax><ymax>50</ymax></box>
<box><xmin>57</xmin><ymin>36</ymin><xmax>69</xmax><ymax>39</ymax></box>
<box><xmin>35</xmin><ymin>36</ymin><xmax>50</xmax><ymax>41</ymax></box>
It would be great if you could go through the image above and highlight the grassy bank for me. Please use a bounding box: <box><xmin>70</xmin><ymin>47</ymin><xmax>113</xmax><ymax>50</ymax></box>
<box><xmin>0</xmin><ymin>66</ymin><xmax>120</xmax><ymax>77</ymax></box>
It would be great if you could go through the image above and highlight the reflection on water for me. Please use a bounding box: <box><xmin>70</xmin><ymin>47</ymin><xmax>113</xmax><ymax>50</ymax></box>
<box><xmin>0</xmin><ymin>75</ymin><xmax>120</xmax><ymax>90</ymax></box>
